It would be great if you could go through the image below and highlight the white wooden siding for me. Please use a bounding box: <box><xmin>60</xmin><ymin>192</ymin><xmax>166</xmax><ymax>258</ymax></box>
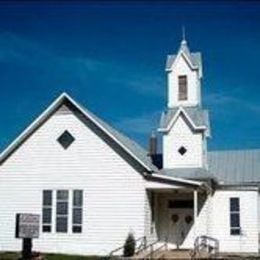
<box><xmin>182</xmin><ymin>190</ymin><xmax>259</xmax><ymax>253</ymax></box>
<box><xmin>163</xmin><ymin>114</ymin><xmax>203</xmax><ymax>168</ymax></box>
<box><xmin>0</xmin><ymin>105</ymin><xmax>146</xmax><ymax>256</ymax></box>
<box><xmin>209</xmin><ymin>190</ymin><xmax>258</xmax><ymax>253</ymax></box>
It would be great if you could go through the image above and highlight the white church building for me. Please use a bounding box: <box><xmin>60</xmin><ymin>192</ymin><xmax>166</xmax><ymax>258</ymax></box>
<box><xmin>0</xmin><ymin>38</ymin><xmax>260</xmax><ymax>257</ymax></box>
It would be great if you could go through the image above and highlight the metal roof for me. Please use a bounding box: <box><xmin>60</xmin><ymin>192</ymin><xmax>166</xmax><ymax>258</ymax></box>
<box><xmin>79</xmin><ymin>104</ymin><xmax>158</xmax><ymax>172</ymax></box>
<box><xmin>166</xmin><ymin>52</ymin><xmax>202</xmax><ymax>71</ymax></box>
<box><xmin>161</xmin><ymin>149</ymin><xmax>260</xmax><ymax>185</ymax></box>
<box><xmin>1</xmin><ymin>93</ymin><xmax>203</xmax><ymax>187</ymax></box>
<box><xmin>159</xmin><ymin>107</ymin><xmax>210</xmax><ymax>136</ymax></box>
<box><xmin>208</xmin><ymin>149</ymin><xmax>260</xmax><ymax>185</ymax></box>
<box><xmin>1</xmin><ymin>93</ymin><xmax>259</xmax><ymax>186</ymax></box>
<box><xmin>160</xmin><ymin>168</ymin><xmax>212</xmax><ymax>180</ymax></box>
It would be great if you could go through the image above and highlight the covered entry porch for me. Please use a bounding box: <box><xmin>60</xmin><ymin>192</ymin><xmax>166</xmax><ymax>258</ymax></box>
<box><xmin>145</xmin><ymin>174</ymin><xmax>211</xmax><ymax>249</ymax></box>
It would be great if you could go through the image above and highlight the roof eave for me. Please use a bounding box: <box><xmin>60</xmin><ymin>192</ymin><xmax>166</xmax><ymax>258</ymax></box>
<box><xmin>0</xmin><ymin>92</ymin><xmax>68</xmax><ymax>164</ymax></box>
<box><xmin>149</xmin><ymin>173</ymin><xmax>204</xmax><ymax>187</ymax></box>
<box><xmin>158</xmin><ymin>125</ymin><xmax>207</xmax><ymax>133</ymax></box>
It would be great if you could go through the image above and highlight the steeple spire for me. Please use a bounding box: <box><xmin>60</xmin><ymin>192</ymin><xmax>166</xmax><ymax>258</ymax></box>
<box><xmin>182</xmin><ymin>25</ymin><xmax>186</xmax><ymax>44</ymax></box>
<box><xmin>179</xmin><ymin>26</ymin><xmax>190</xmax><ymax>55</ymax></box>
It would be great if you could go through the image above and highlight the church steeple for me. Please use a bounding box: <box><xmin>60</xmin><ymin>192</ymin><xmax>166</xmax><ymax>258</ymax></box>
<box><xmin>159</xmin><ymin>37</ymin><xmax>209</xmax><ymax>169</ymax></box>
<box><xmin>165</xmin><ymin>36</ymin><xmax>202</xmax><ymax>108</ymax></box>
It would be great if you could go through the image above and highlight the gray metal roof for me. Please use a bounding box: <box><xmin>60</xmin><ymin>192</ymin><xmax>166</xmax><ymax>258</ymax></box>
<box><xmin>78</xmin><ymin>104</ymin><xmax>158</xmax><ymax>172</ymax></box>
<box><xmin>160</xmin><ymin>168</ymin><xmax>212</xmax><ymax>180</ymax></box>
<box><xmin>166</xmin><ymin>52</ymin><xmax>202</xmax><ymax>71</ymax></box>
<box><xmin>208</xmin><ymin>149</ymin><xmax>260</xmax><ymax>185</ymax></box>
<box><xmin>159</xmin><ymin>107</ymin><xmax>210</xmax><ymax>136</ymax></box>
<box><xmin>161</xmin><ymin>149</ymin><xmax>260</xmax><ymax>185</ymax></box>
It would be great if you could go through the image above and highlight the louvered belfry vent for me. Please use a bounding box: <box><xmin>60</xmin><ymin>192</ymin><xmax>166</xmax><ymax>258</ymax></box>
<box><xmin>178</xmin><ymin>146</ymin><xmax>187</xmax><ymax>155</ymax></box>
<box><xmin>57</xmin><ymin>130</ymin><xmax>75</xmax><ymax>149</ymax></box>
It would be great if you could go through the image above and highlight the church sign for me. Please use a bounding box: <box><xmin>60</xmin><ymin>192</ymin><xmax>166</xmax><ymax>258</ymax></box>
<box><xmin>16</xmin><ymin>213</ymin><xmax>40</xmax><ymax>239</ymax></box>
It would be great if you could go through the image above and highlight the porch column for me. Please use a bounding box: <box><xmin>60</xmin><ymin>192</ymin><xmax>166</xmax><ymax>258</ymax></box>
<box><xmin>193</xmin><ymin>189</ymin><xmax>198</xmax><ymax>240</ymax></box>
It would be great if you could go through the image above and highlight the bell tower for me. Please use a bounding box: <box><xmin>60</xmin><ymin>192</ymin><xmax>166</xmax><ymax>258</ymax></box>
<box><xmin>158</xmin><ymin>37</ymin><xmax>210</xmax><ymax>169</ymax></box>
<box><xmin>166</xmin><ymin>37</ymin><xmax>202</xmax><ymax>108</ymax></box>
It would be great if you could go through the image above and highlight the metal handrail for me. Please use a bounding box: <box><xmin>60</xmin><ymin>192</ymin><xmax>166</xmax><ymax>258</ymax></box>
<box><xmin>148</xmin><ymin>241</ymin><xmax>168</xmax><ymax>259</ymax></box>
<box><xmin>109</xmin><ymin>236</ymin><xmax>147</xmax><ymax>257</ymax></box>
<box><xmin>191</xmin><ymin>235</ymin><xmax>219</xmax><ymax>259</ymax></box>
<box><xmin>138</xmin><ymin>239</ymin><xmax>161</xmax><ymax>259</ymax></box>
<box><xmin>135</xmin><ymin>236</ymin><xmax>148</xmax><ymax>254</ymax></box>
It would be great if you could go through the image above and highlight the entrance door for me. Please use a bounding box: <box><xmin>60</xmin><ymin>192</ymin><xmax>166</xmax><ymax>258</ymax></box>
<box><xmin>168</xmin><ymin>208</ymin><xmax>193</xmax><ymax>248</ymax></box>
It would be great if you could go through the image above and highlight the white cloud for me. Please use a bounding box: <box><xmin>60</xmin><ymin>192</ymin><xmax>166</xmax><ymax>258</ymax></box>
<box><xmin>205</xmin><ymin>91</ymin><xmax>260</xmax><ymax>115</ymax></box>
<box><xmin>0</xmin><ymin>32</ymin><xmax>164</xmax><ymax>98</ymax></box>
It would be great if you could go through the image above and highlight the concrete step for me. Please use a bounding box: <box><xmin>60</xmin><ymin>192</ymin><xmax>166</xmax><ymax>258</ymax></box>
<box><xmin>158</xmin><ymin>249</ymin><xmax>192</xmax><ymax>259</ymax></box>
<box><xmin>134</xmin><ymin>249</ymin><xmax>192</xmax><ymax>259</ymax></box>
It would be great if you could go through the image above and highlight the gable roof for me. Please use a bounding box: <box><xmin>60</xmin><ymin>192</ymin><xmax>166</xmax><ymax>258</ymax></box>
<box><xmin>158</xmin><ymin>106</ymin><xmax>210</xmax><ymax>136</ymax></box>
<box><xmin>0</xmin><ymin>93</ymin><xmax>157</xmax><ymax>172</ymax></box>
<box><xmin>2</xmin><ymin>93</ymin><xmax>258</xmax><ymax>187</ymax></box>
<box><xmin>0</xmin><ymin>93</ymin><xmax>208</xmax><ymax>188</ymax></box>
<box><xmin>165</xmin><ymin>40</ymin><xmax>203</xmax><ymax>78</ymax></box>
<box><xmin>166</xmin><ymin>52</ymin><xmax>202</xmax><ymax>71</ymax></box>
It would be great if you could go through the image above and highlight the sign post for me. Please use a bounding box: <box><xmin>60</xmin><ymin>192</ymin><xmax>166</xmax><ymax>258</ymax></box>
<box><xmin>16</xmin><ymin>213</ymin><xmax>40</xmax><ymax>259</ymax></box>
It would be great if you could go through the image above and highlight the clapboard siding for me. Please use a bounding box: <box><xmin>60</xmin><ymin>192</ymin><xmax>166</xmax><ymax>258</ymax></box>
<box><xmin>163</xmin><ymin>114</ymin><xmax>203</xmax><ymax>168</ymax></box>
<box><xmin>209</xmin><ymin>190</ymin><xmax>258</xmax><ymax>253</ymax></box>
<box><xmin>0</xmin><ymin>105</ymin><xmax>146</xmax><ymax>255</ymax></box>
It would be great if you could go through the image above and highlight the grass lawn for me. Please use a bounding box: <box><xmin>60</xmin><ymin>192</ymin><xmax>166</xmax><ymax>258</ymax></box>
<box><xmin>0</xmin><ymin>252</ymin><xmax>109</xmax><ymax>260</ymax></box>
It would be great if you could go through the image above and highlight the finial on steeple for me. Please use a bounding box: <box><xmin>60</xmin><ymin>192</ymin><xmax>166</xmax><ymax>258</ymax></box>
<box><xmin>182</xmin><ymin>26</ymin><xmax>186</xmax><ymax>42</ymax></box>
<box><xmin>179</xmin><ymin>25</ymin><xmax>190</xmax><ymax>55</ymax></box>
<box><xmin>181</xmin><ymin>25</ymin><xmax>187</xmax><ymax>45</ymax></box>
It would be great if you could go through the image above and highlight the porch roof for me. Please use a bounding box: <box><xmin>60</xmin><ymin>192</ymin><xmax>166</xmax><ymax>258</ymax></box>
<box><xmin>144</xmin><ymin>172</ymin><xmax>210</xmax><ymax>191</ymax></box>
<box><xmin>160</xmin><ymin>168</ymin><xmax>213</xmax><ymax>181</ymax></box>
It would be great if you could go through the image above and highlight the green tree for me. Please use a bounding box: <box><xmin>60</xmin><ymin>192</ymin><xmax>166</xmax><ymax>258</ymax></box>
<box><xmin>123</xmin><ymin>233</ymin><xmax>136</xmax><ymax>257</ymax></box>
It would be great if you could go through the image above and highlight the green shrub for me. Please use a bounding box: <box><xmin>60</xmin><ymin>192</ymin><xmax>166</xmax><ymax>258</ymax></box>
<box><xmin>123</xmin><ymin>233</ymin><xmax>136</xmax><ymax>257</ymax></box>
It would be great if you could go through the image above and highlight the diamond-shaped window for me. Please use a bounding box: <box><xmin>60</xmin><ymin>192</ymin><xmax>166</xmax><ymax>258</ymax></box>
<box><xmin>178</xmin><ymin>146</ymin><xmax>187</xmax><ymax>156</ymax></box>
<box><xmin>57</xmin><ymin>130</ymin><xmax>75</xmax><ymax>149</ymax></box>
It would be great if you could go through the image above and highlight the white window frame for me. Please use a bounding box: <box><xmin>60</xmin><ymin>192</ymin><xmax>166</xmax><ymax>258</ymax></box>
<box><xmin>42</xmin><ymin>189</ymin><xmax>84</xmax><ymax>234</ymax></box>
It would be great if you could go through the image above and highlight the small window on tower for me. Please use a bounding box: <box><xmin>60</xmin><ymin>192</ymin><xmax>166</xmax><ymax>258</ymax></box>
<box><xmin>178</xmin><ymin>146</ymin><xmax>187</xmax><ymax>156</ymax></box>
<box><xmin>178</xmin><ymin>75</ymin><xmax>188</xmax><ymax>101</ymax></box>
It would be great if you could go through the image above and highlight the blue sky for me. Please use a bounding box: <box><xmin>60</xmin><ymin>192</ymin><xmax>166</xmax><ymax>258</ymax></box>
<box><xmin>0</xmin><ymin>1</ymin><xmax>260</xmax><ymax>152</ymax></box>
